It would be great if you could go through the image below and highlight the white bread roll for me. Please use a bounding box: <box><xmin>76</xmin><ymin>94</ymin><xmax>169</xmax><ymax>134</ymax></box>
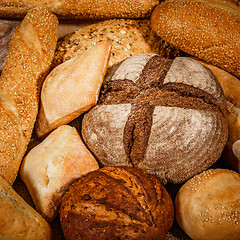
<box><xmin>175</xmin><ymin>169</ymin><xmax>240</xmax><ymax>240</ymax></box>
<box><xmin>20</xmin><ymin>125</ymin><xmax>99</xmax><ymax>222</ymax></box>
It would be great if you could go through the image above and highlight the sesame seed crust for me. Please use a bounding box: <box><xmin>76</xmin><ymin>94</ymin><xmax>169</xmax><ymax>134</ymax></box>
<box><xmin>0</xmin><ymin>0</ymin><xmax>159</xmax><ymax>19</ymax></box>
<box><xmin>151</xmin><ymin>0</ymin><xmax>240</xmax><ymax>78</ymax></box>
<box><xmin>0</xmin><ymin>7</ymin><xmax>58</xmax><ymax>184</ymax></box>
<box><xmin>175</xmin><ymin>169</ymin><xmax>240</xmax><ymax>240</ymax></box>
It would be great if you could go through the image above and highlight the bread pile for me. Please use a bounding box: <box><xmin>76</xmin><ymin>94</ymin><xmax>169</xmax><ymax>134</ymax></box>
<box><xmin>0</xmin><ymin>0</ymin><xmax>239</xmax><ymax>239</ymax></box>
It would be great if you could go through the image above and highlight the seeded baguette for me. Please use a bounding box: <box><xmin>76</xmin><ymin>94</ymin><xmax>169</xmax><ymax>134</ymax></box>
<box><xmin>0</xmin><ymin>0</ymin><xmax>159</xmax><ymax>19</ymax></box>
<box><xmin>151</xmin><ymin>0</ymin><xmax>240</xmax><ymax>78</ymax></box>
<box><xmin>0</xmin><ymin>7</ymin><xmax>58</xmax><ymax>184</ymax></box>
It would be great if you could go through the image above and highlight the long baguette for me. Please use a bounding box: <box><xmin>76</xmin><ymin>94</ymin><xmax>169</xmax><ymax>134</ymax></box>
<box><xmin>0</xmin><ymin>7</ymin><xmax>58</xmax><ymax>184</ymax></box>
<box><xmin>0</xmin><ymin>0</ymin><xmax>159</xmax><ymax>19</ymax></box>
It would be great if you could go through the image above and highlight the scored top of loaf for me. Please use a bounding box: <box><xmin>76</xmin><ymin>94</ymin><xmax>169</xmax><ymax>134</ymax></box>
<box><xmin>82</xmin><ymin>54</ymin><xmax>228</xmax><ymax>184</ymax></box>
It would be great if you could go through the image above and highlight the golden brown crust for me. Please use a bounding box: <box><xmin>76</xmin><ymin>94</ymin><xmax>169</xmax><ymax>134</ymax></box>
<box><xmin>52</xmin><ymin>18</ymin><xmax>181</xmax><ymax>71</ymax></box>
<box><xmin>60</xmin><ymin>166</ymin><xmax>174</xmax><ymax>240</ymax></box>
<box><xmin>0</xmin><ymin>0</ymin><xmax>159</xmax><ymax>19</ymax></box>
<box><xmin>0</xmin><ymin>7</ymin><xmax>58</xmax><ymax>184</ymax></box>
<box><xmin>20</xmin><ymin>125</ymin><xmax>99</xmax><ymax>223</ymax></box>
<box><xmin>0</xmin><ymin>175</ymin><xmax>52</xmax><ymax>240</ymax></box>
<box><xmin>175</xmin><ymin>169</ymin><xmax>240</xmax><ymax>240</ymax></box>
<box><xmin>198</xmin><ymin>59</ymin><xmax>240</xmax><ymax>172</ymax></box>
<box><xmin>151</xmin><ymin>0</ymin><xmax>240</xmax><ymax>78</ymax></box>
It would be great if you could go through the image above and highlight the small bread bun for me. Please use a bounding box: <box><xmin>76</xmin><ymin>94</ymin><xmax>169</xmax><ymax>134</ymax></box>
<box><xmin>175</xmin><ymin>169</ymin><xmax>240</xmax><ymax>240</ymax></box>
<box><xmin>151</xmin><ymin>0</ymin><xmax>240</xmax><ymax>78</ymax></box>
<box><xmin>60</xmin><ymin>166</ymin><xmax>174</xmax><ymax>240</ymax></box>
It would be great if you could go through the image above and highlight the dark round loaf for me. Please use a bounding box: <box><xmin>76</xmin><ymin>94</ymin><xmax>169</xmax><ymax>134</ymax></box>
<box><xmin>59</xmin><ymin>166</ymin><xmax>174</xmax><ymax>240</ymax></box>
<box><xmin>81</xmin><ymin>54</ymin><xmax>228</xmax><ymax>184</ymax></box>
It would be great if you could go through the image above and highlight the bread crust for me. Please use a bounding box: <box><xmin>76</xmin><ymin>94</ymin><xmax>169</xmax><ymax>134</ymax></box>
<box><xmin>20</xmin><ymin>125</ymin><xmax>99</xmax><ymax>222</ymax></box>
<box><xmin>175</xmin><ymin>169</ymin><xmax>240</xmax><ymax>240</ymax></box>
<box><xmin>151</xmin><ymin>0</ymin><xmax>240</xmax><ymax>78</ymax></box>
<box><xmin>0</xmin><ymin>7</ymin><xmax>58</xmax><ymax>184</ymax></box>
<box><xmin>52</xmin><ymin>18</ymin><xmax>181</xmax><ymax>71</ymax></box>
<box><xmin>198</xmin><ymin>59</ymin><xmax>240</xmax><ymax>172</ymax></box>
<box><xmin>0</xmin><ymin>0</ymin><xmax>159</xmax><ymax>19</ymax></box>
<box><xmin>82</xmin><ymin>55</ymin><xmax>228</xmax><ymax>184</ymax></box>
<box><xmin>60</xmin><ymin>166</ymin><xmax>174</xmax><ymax>240</ymax></box>
<box><xmin>0</xmin><ymin>175</ymin><xmax>52</xmax><ymax>240</ymax></box>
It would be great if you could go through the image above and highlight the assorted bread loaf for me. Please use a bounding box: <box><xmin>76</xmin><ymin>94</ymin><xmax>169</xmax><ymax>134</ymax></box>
<box><xmin>0</xmin><ymin>7</ymin><xmax>58</xmax><ymax>184</ymax></box>
<box><xmin>35</xmin><ymin>41</ymin><xmax>111</xmax><ymax>138</ymax></box>
<box><xmin>20</xmin><ymin>125</ymin><xmax>99</xmax><ymax>222</ymax></box>
<box><xmin>0</xmin><ymin>0</ymin><xmax>159</xmax><ymax>19</ymax></box>
<box><xmin>233</xmin><ymin>140</ymin><xmax>240</xmax><ymax>165</ymax></box>
<box><xmin>151</xmin><ymin>0</ymin><xmax>240</xmax><ymax>78</ymax></box>
<box><xmin>175</xmin><ymin>169</ymin><xmax>240</xmax><ymax>240</ymax></box>
<box><xmin>198</xmin><ymin>59</ymin><xmax>240</xmax><ymax>172</ymax></box>
<box><xmin>60</xmin><ymin>166</ymin><xmax>174</xmax><ymax>240</ymax></box>
<box><xmin>52</xmin><ymin>18</ymin><xmax>182</xmax><ymax>70</ymax></box>
<box><xmin>0</xmin><ymin>0</ymin><xmax>239</xmax><ymax>239</ymax></box>
<box><xmin>0</xmin><ymin>175</ymin><xmax>52</xmax><ymax>240</ymax></box>
<box><xmin>82</xmin><ymin>54</ymin><xmax>228</xmax><ymax>184</ymax></box>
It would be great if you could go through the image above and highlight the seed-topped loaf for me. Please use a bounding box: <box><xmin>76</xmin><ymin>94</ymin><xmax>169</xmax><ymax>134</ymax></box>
<box><xmin>0</xmin><ymin>0</ymin><xmax>159</xmax><ymax>19</ymax></box>
<box><xmin>0</xmin><ymin>7</ymin><xmax>58</xmax><ymax>184</ymax></box>
<box><xmin>151</xmin><ymin>0</ymin><xmax>240</xmax><ymax>78</ymax></box>
<box><xmin>82</xmin><ymin>54</ymin><xmax>228</xmax><ymax>184</ymax></box>
<box><xmin>175</xmin><ymin>169</ymin><xmax>240</xmax><ymax>240</ymax></box>
<box><xmin>52</xmin><ymin>18</ymin><xmax>182</xmax><ymax>70</ymax></box>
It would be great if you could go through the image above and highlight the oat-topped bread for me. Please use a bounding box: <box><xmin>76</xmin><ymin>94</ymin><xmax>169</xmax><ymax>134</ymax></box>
<box><xmin>52</xmin><ymin>18</ymin><xmax>182</xmax><ymax>70</ymax></box>
<box><xmin>151</xmin><ymin>0</ymin><xmax>240</xmax><ymax>78</ymax></box>
<box><xmin>82</xmin><ymin>54</ymin><xmax>228</xmax><ymax>184</ymax></box>
<box><xmin>60</xmin><ymin>166</ymin><xmax>174</xmax><ymax>240</ymax></box>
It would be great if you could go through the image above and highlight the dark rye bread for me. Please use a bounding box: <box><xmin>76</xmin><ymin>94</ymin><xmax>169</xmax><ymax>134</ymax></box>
<box><xmin>60</xmin><ymin>166</ymin><xmax>174</xmax><ymax>240</ymax></box>
<box><xmin>82</xmin><ymin>54</ymin><xmax>228</xmax><ymax>184</ymax></box>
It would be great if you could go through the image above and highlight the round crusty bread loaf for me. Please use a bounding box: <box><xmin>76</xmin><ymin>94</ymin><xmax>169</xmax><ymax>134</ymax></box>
<box><xmin>150</xmin><ymin>0</ymin><xmax>240</xmax><ymax>78</ymax></box>
<box><xmin>59</xmin><ymin>166</ymin><xmax>174</xmax><ymax>240</ymax></box>
<box><xmin>175</xmin><ymin>169</ymin><xmax>240</xmax><ymax>240</ymax></box>
<box><xmin>52</xmin><ymin>18</ymin><xmax>182</xmax><ymax>70</ymax></box>
<box><xmin>81</xmin><ymin>53</ymin><xmax>228</xmax><ymax>184</ymax></box>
